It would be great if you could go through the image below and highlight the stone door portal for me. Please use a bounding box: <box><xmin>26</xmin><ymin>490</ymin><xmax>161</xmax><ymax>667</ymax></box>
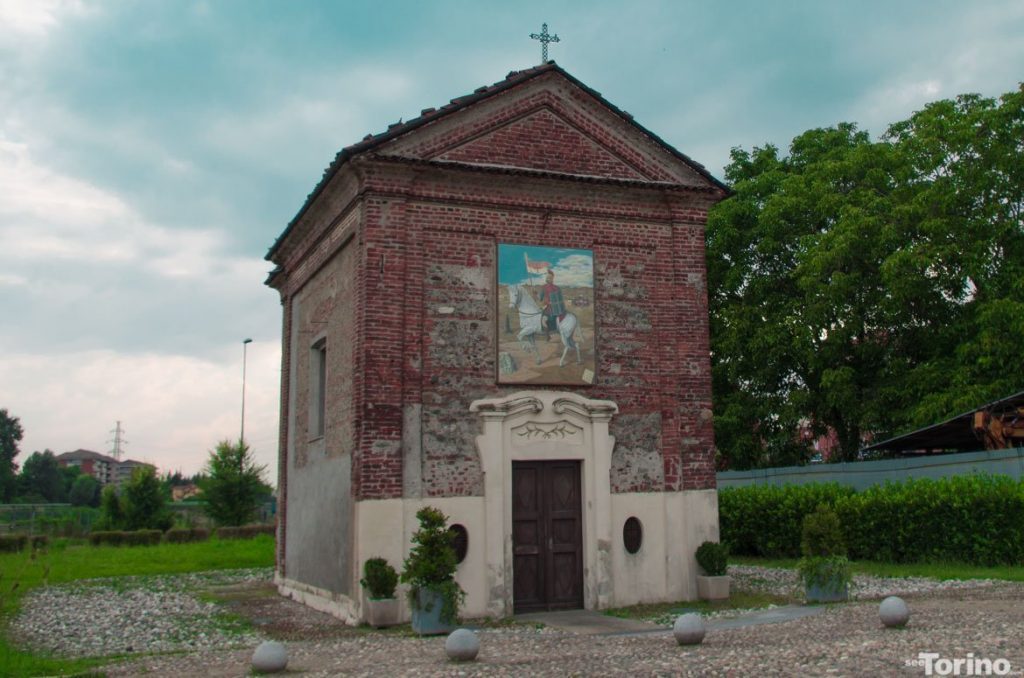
<box><xmin>512</xmin><ymin>460</ymin><xmax>584</xmax><ymax>612</ymax></box>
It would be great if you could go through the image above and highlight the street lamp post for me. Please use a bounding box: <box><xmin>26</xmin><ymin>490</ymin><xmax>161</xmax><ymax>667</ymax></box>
<box><xmin>241</xmin><ymin>338</ymin><xmax>253</xmax><ymax>446</ymax></box>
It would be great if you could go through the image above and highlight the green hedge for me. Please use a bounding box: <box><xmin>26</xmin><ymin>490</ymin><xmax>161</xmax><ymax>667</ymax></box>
<box><xmin>164</xmin><ymin>527</ymin><xmax>210</xmax><ymax>544</ymax></box>
<box><xmin>0</xmin><ymin>534</ymin><xmax>50</xmax><ymax>552</ymax></box>
<box><xmin>214</xmin><ymin>524</ymin><xmax>276</xmax><ymax>540</ymax></box>
<box><xmin>720</xmin><ymin>475</ymin><xmax>1024</xmax><ymax>565</ymax></box>
<box><xmin>89</xmin><ymin>529</ymin><xmax>163</xmax><ymax>547</ymax></box>
<box><xmin>719</xmin><ymin>482</ymin><xmax>855</xmax><ymax>557</ymax></box>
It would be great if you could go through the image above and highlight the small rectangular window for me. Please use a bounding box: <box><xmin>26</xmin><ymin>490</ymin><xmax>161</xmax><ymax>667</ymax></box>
<box><xmin>311</xmin><ymin>338</ymin><xmax>327</xmax><ymax>438</ymax></box>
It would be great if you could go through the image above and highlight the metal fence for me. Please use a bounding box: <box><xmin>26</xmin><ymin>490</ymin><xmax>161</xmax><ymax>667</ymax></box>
<box><xmin>0</xmin><ymin>504</ymin><xmax>99</xmax><ymax>536</ymax></box>
<box><xmin>717</xmin><ymin>447</ymin><xmax>1024</xmax><ymax>491</ymax></box>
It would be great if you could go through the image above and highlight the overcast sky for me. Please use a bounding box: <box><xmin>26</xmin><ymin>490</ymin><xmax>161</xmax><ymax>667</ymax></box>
<box><xmin>1</xmin><ymin>0</ymin><xmax>1021</xmax><ymax>480</ymax></box>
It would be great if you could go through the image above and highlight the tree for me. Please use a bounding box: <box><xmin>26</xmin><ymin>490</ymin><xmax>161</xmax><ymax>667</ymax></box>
<box><xmin>69</xmin><ymin>475</ymin><xmax>102</xmax><ymax>508</ymax></box>
<box><xmin>18</xmin><ymin>450</ymin><xmax>65</xmax><ymax>502</ymax></box>
<box><xmin>97</xmin><ymin>484</ymin><xmax>123</xmax><ymax>530</ymax></box>
<box><xmin>0</xmin><ymin>409</ymin><xmax>23</xmax><ymax>502</ymax></box>
<box><xmin>707</xmin><ymin>83</ymin><xmax>1024</xmax><ymax>468</ymax></box>
<box><xmin>199</xmin><ymin>440</ymin><xmax>268</xmax><ymax>527</ymax></box>
<box><xmin>121</xmin><ymin>466</ymin><xmax>172</xmax><ymax>531</ymax></box>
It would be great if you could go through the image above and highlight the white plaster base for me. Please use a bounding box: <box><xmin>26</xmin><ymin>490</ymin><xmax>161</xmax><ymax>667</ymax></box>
<box><xmin>277</xmin><ymin>390</ymin><xmax>721</xmax><ymax>621</ymax></box>
<box><xmin>275</xmin><ymin>573</ymin><xmax>359</xmax><ymax>625</ymax></box>
<box><xmin>280</xmin><ymin>488</ymin><xmax>720</xmax><ymax>620</ymax></box>
<box><xmin>610</xmin><ymin>488</ymin><xmax>720</xmax><ymax>607</ymax></box>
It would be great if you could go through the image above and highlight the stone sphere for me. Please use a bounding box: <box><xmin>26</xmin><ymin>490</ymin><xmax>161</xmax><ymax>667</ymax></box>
<box><xmin>251</xmin><ymin>640</ymin><xmax>288</xmax><ymax>673</ymax></box>
<box><xmin>673</xmin><ymin>613</ymin><xmax>706</xmax><ymax>645</ymax></box>
<box><xmin>879</xmin><ymin>596</ymin><xmax>910</xmax><ymax>628</ymax></box>
<box><xmin>445</xmin><ymin>628</ymin><xmax>480</xmax><ymax>662</ymax></box>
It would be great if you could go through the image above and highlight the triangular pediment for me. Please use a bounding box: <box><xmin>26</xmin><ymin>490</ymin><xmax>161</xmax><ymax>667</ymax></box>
<box><xmin>268</xmin><ymin>65</ymin><xmax>728</xmax><ymax>262</ymax></box>
<box><xmin>433</xmin><ymin>107</ymin><xmax>647</xmax><ymax>181</ymax></box>
<box><xmin>371</xmin><ymin>68</ymin><xmax>721</xmax><ymax>188</ymax></box>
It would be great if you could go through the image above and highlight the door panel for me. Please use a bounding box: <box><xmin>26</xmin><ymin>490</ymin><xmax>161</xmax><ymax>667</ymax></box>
<box><xmin>512</xmin><ymin>460</ymin><xmax>583</xmax><ymax>612</ymax></box>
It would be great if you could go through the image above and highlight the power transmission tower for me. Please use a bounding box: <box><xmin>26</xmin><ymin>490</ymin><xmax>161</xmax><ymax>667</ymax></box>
<box><xmin>108</xmin><ymin>421</ymin><xmax>128</xmax><ymax>461</ymax></box>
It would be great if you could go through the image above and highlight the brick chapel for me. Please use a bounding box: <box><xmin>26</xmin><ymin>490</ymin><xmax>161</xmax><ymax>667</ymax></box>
<box><xmin>265</xmin><ymin>63</ymin><xmax>730</xmax><ymax>623</ymax></box>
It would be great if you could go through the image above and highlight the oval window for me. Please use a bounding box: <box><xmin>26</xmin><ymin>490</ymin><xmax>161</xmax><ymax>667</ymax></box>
<box><xmin>623</xmin><ymin>517</ymin><xmax>643</xmax><ymax>554</ymax></box>
<box><xmin>449</xmin><ymin>524</ymin><xmax>469</xmax><ymax>564</ymax></box>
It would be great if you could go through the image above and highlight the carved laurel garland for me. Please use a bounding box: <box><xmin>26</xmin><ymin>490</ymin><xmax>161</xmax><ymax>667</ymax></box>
<box><xmin>512</xmin><ymin>420</ymin><xmax>581</xmax><ymax>440</ymax></box>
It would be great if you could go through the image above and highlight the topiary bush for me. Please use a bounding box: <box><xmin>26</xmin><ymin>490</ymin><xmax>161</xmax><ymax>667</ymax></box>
<box><xmin>400</xmin><ymin>506</ymin><xmax>465</xmax><ymax>625</ymax></box>
<box><xmin>801</xmin><ymin>504</ymin><xmax>846</xmax><ymax>557</ymax></box>
<box><xmin>695</xmin><ymin>541</ymin><xmax>729</xmax><ymax>576</ymax></box>
<box><xmin>360</xmin><ymin>557</ymin><xmax>399</xmax><ymax>600</ymax></box>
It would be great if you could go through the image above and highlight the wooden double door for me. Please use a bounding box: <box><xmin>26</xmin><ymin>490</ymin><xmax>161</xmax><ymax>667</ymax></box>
<box><xmin>512</xmin><ymin>460</ymin><xmax>584</xmax><ymax>612</ymax></box>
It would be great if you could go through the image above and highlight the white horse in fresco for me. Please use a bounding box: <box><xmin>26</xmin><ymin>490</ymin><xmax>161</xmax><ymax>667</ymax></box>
<box><xmin>507</xmin><ymin>284</ymin><xmax>583</xmax><ymax>367</ymax></box>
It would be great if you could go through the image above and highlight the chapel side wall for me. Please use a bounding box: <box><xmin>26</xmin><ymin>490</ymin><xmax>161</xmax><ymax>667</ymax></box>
<box><xmin>283</xmin><ymin>239</ymin><xmax>358</xmax><ymax>596</ymax></box>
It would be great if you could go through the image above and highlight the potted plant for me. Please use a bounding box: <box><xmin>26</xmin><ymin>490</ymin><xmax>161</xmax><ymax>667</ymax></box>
<box><xmin>797</xmin><ymin>504</ymin><xmax>852</xmax><ymax>603</ymax></box>
<box><xmin>360</xmin><ymin>557</ymin><xmax>399</xmax><ymax>628</ymax></box>
<box><xmin>695</xmin><ymin>540</ymin><xmax>730</xmax><ymax>600</ymax></box>
<box><xmin>400</xmin><ymin>506</ymin><xmax>466</xmax><ymax>635</ymax></box>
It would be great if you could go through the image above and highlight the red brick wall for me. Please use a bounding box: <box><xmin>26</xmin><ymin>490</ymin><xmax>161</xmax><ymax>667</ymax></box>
<box><xmin>351</xmin><ymin>162</ymin><xmax>718</xmax><ymax>498</ymax></box>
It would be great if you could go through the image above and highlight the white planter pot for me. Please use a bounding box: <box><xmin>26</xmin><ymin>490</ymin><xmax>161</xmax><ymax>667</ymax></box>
<box><xmin>365</xmin><ymin>597</ymin><xmax>400</xmax><ymax>628</ymax></box>
<box><xmin>696</xmin><ymin>574</ymin><xmax>731</xmax><ymax>601</ymax></box>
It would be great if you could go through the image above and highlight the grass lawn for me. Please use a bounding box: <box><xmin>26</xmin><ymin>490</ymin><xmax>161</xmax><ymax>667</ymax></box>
<box><xmin>732</xmin><ymin>555</ymin><xmax>1024</xmax><ymax>582</ymax></box>
<box><xmin>0</xmin><ymin>535</ymin><xmax>275</xmax><ymax>677</ymax></box>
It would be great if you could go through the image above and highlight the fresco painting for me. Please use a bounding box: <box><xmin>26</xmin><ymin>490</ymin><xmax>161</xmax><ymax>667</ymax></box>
<box><xmin>496</xmin><ymin>243</ymin><xmax>596</xmax><ymax>385</ymax></box>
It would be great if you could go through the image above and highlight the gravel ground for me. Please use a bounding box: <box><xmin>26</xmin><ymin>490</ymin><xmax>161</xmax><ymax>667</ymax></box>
<box><xmin>12</xmin><ymin>566</ymin><xmax>1024</xmax><ymax>676</ymax></box>
<box><xmin>11</xmin><ymin>568</ymin><xmax>269</xmax><ymax>657</ymax></box>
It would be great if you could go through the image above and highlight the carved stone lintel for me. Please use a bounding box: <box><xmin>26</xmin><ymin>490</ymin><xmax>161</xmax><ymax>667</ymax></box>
<box><xmin>553</xmin><ymin>397</ymin><xmax>618</xmax><ymax>421</ymax></box>
<box><xmin>469</xmin><ymin>395</ymin><xmax>543</xmax><ymax>419</ymax></box>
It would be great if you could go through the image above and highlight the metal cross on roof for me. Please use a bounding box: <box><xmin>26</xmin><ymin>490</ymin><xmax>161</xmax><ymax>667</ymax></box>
<box><xmin>530</xmin><ymin>23</ymin><xmax>560</xmax><ymax>64</ymax></box>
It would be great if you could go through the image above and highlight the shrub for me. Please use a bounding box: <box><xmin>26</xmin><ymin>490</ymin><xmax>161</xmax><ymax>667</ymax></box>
<box><xmin>0</xmin><ymin>534</ymin><xmax>28</xmax><ymax>552</ymax></box>
<box><xmin>124</xmin><ymin>529</ymin><xmax>162</xmax><ymax>546</ymax></box>
<box><xmin>29</xmin><ymin>535</ymin><xmax>49</xmax><ymax>551</ymax></box>
<box><xmin>214</xmin><ymin>524</ymin><xmax>275</xmax><ymax>540</ymax></box>
<box><xmin>361</xmin><ymin>557</ymin><xmax>399</xmax><ymax>599</ymax></box>
<box><xmin>400</xmin><ymin>506</ymin><xmax>465</xmax><ymax>625</ymax></box>
<box><xmin>801</xmin><ymin>505</ymin><xmax>846</xmax><ymax>557</ymax></box>
<box><xmin>797</xmin><ymin>506</ymin><xmax>851</xmax><ymax>594</ymax></box>
<box><xmin>164</xmin><ymin>527</ymin><xmax>210</xmax><ymax>544</ymax></box>
<box><xmin>695</xmin><ymin>541</ymin><xmax>729</xmax><ymax>576</ymax></box>
<box><xmin>89</xmin><ymin>529</ymin><xmax>161</xmax><ymax>547</ymax></box>
<box><xmin>89</xmin><ymin>530</ymin><xmax>124</xmax><ymax>547</ymax></box>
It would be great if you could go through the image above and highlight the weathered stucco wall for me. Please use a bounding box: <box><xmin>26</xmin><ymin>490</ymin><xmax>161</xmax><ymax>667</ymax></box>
<box><xmin>284</xmin><ymin>240</ymin><xmax>357</xmax><ymax>595</ymax></box>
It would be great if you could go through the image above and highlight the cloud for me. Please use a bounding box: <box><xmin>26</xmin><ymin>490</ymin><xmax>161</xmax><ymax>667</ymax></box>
<box><xmin>0</xmin><ymin>134</ymin><xmax>260</xmax><ymax>278</ymax></box>
<box><xmin>0</xmin><ymin>0</ymin><xmax>87</xmax><ymax>42</ymax></box>
<box><xmin>0</xmin><ymin>346</ymin><xmax>281</xmax><ymax>479</ymax></box>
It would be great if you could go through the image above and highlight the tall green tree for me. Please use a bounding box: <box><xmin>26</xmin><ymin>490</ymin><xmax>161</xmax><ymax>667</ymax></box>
<box><xmin>97</xmin><ymin>484</ymin><xmax>123</xmax><ymax>530</ymax></box>
<box><xmin>0</xmin><ymin>409</ymin><xmax>23</xmax><ymax>502</ymax></box>
<box><xmin>18</xmin><ymin>450</ymin><xmax>65</xmax><ymax>502</ymax></box>
<box><xmin>69</xmin><ymin>475</ymin><xmax>102</xmax><ymax>508</ymax></box>
<box><xmin>199</xmin><ymin>440</ymin><xmax>268</xmax><ymax>527</ymax></box>
<box><xmin>707</xmin><ymin>83</ymin><xmax>1024</xmax><ymax>468</ymax></box>
<box><xmin>884</xmin><ymin>85</ymin><xmax>1024</xmax><ymax>423</ymax></box>
<box><xmin>121</xmin><ymin>466</ymin><xmax>172</xmax><ymax>531</ymax></box>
